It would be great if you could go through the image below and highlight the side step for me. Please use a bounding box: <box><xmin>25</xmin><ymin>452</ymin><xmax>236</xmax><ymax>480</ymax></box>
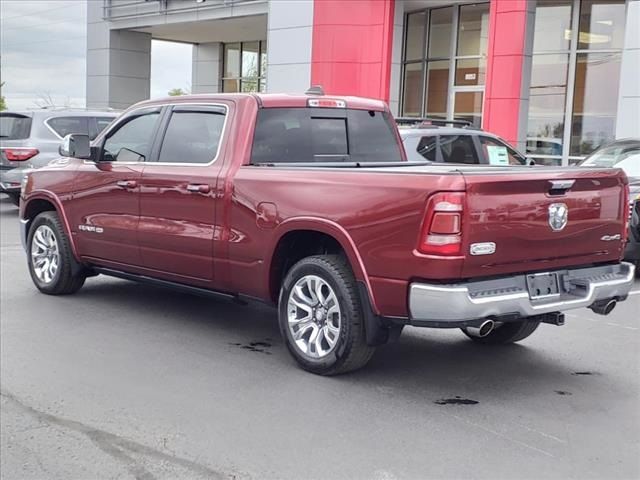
<box><xmin>92</xmin><ymin>267</ymin><xmax>246</xmax><ymax>304</ymax></box>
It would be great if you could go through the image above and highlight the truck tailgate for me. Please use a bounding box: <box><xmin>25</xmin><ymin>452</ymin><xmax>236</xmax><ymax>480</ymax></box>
<box><xmin>460</xmin><ymin>167</ymin><xmax>627</xmax><ymax>277</ymax></box>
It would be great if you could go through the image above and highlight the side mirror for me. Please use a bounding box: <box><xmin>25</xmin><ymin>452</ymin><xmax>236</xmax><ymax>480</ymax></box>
<box><xmin>59</xmin><ymin>134</ymin><xmax>92</xmax><ymax>159</ymax></box>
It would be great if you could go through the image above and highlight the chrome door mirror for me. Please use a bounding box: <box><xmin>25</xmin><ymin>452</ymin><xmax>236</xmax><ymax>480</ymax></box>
<box><xmin>59</xmin><ymin>134</ymin><xmax>91</xmax><ymax>159</ymax></box>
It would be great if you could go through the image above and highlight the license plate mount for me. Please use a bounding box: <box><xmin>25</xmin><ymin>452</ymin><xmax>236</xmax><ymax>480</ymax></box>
<box><xmin>526</xmin><ymin>272</ymin><xmax>561</xmax><ymax>299</ymax></box>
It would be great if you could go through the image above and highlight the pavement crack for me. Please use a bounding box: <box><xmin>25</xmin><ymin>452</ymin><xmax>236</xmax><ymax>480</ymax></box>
<box><xmin>1</xmin><ymin>389</ymin><xmax>236</xmax><ymax>479</ymax></box>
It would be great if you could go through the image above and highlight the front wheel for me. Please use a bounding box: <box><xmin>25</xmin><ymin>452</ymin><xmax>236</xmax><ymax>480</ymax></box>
<box><xmin>461</xmin><ymin>319</ymin><xmax>541</xmax><ymax>344</ymax></box>
<box><xmin>27</xmin><ymin>211</ymin><xmax>86</xmax><ymax>295</ymax></box>
<box><xmin>278</xmin><ymin>255</ymin><xmax>375</xmax><ymax>375</ymax></box>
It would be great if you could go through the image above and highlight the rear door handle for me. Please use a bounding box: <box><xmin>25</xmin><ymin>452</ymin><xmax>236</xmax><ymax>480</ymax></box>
<box><xmin>186</xmin><ymin>184</ymin><xmax>210</xmax><ymax>194</ymax></box>
<box><xmin>116</xmin><ymin>180</ymin><xmax>137</xmax><ymax>189</ymax></box>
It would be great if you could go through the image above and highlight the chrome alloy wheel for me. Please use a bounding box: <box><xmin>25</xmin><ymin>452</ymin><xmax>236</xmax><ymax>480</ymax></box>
<box><xmin>30</xmin><ymin>225</ymin><xmax>60</xmax><ymax>284</ymax></box>
<box><xmin>287</xmin><ymin>275</ymin><xmax>342</xmax><ymax>359</ymax></box>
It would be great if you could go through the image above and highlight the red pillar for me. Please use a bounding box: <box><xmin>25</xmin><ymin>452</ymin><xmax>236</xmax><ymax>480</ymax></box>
<box><xmin>311</xmin><ymin>0</ymin><xmax>395</xmax><ymax>102</ymax></box>
<box><xmin>484</xmin><ymin>0</ymin><xmax>532</xmax><ymax>147</ymax></box>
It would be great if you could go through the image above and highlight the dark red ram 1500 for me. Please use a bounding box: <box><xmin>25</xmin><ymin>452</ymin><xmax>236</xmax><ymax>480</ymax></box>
<box><xmin>19</xmin><ymin>93</ymin><xmax>635</xmax><ymax>375</ymax></box>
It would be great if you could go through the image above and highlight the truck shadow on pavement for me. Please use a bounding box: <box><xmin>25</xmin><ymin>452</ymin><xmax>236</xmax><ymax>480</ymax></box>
<box><xmin>76</xmin><ymin>277</ymin><xmax>590</xmax><ymax>404</ymax></box>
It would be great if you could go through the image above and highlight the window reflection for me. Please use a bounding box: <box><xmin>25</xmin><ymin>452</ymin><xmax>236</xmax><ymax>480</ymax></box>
<box><xmin>527</xmin><ymin>54</ymin><xmax>569</xmax><ymax>156</ymax></box>
<box><xmin>578</xmin><ymin>0</ymin><xmax>626</xmax><ymax>50</ymax></box>
<box><xmin>570</xmin><ymin>52</ymin><xmax>622</xmax><ymax>156</ymax></box>
<box><xmin>428</xmin><ymin>7</ymin><xmax>453</xmax><ymax>58</ymax></box>
<box><xmin>533</xmin><ymin>1</ymin><xmax>572</xmax><ymax>53</ymax></box>
<box><xmin>425</xmin><ymin>61</ymin><xmax>449</xmax><ymax>118</ymax></box>
<box><xmin>457</xmin><ymin>4</ymin><xmax>490</xmax><ymax>57</ymax></box>
<box><xmin>401</xmin><ymin>63</ymin><xmax>423</xmax><ymax>117</ymax></box>
<box><xmin>405</xmin><ymin>12</ymin><xmax>426</xmax><ymax>61</ymax></box>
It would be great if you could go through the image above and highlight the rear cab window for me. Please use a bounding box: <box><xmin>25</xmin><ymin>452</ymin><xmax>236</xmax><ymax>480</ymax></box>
<box><xmin>251</xmin><ymin>108</ymin><xmax>403</xmax><ymax>164</ymax></box>
<box><xmin>0</xmin><ymin>113</ymin><xmax>32</xmax><ymax>140</ymax></box>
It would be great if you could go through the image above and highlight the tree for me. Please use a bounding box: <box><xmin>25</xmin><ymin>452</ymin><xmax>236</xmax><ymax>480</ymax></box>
<box><xmin>0</xmin><ymin>82</ymin><xmax>6</xmax><ymax>111</ymax></box>
<box><xmin>168</xmin><ymin>88</ymin><xmax>187</xmax><ymax>96</ymax></box>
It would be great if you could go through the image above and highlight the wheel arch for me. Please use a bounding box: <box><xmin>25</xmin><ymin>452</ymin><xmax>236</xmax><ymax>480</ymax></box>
<box><xmin>22</xmin><ymin>193</ymin><xmax>80</xmax><ymax>261</ymax></box>
<box><xmin>267</xmin><ymin>218</ymin><xmax>377</xmax><ymax>313</ymax></box>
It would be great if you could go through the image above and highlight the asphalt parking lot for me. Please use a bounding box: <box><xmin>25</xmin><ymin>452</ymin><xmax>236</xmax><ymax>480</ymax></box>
<box><xmin>1</xmin><ymin>194</ymin><xmax>639</xmax><ymax>480</ymax></box>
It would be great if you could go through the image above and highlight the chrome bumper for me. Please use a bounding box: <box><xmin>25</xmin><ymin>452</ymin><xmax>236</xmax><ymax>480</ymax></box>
<box><xmin>409</xmin><ymin>262</ymin><xmax>636</xmax><ymax>323</ymax></box>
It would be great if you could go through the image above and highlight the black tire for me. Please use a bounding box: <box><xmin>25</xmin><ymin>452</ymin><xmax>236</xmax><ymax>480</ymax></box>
<box><xmin>6</xmin><ymin>192</ymin><xmax>20</xmax><ymax>207</ymax></box>
<box><xmin>27</xmin><ymin>211</ymin><xmax>86</xmax><ymax>295</ymax></box>
<box><xmin>462</xmin><ymin>319</ymin><xmax>541</xmax><ymax>344</ymax></box>
<box><xmin>278</xmin><ymin>255</ymin><xmax>376</xmax><ymax>375</ymax></box>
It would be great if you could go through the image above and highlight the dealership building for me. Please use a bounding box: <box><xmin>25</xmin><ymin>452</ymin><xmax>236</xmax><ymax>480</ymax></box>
<box><xmin>87</xmin><ymin>0</ymin><xmax>639</xmax><ymax>165</ymax></box>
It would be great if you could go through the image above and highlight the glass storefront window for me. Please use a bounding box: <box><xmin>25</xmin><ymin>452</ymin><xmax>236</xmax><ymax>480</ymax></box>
<box><xmin>454</xmin><ymin>91</ymin><xmax>483</xmax><ymax>128</ymax></box>
<box><xmin>455</xmin><ymin>58</ymin><xmax>486</xmax><ymax>86</ymax></box>
<box><xmin>223</xmin><ymin>41</ymin><xmax>267</xmax><ymax>93</ymax></box>
<box><xmin>527</xmin><ymin>54</ymin><xmax>569</xmax><ymax>156</ymax></box>
<box><xmin>527</xmin><ymin>0</ymin><xmax>626</xmax><ymax>163</ymax></box>
<box><xmin>401</xmin><ymin>63</ymin><xmax>423</xmax><ymax>117</ymax></box>
<box><xmin>223</xmin><ymin>43</ymin><xmax>240</xmax><ymax>78</ymax></box>
<box><xmin>578</xmin><ymin>0</ymin><xmax>626</xmax><ymax>50</ymax></box>
<box><xmin>428</xmin><ymin>7</ymin><xmax>453</xmax><ymax>59</ymax></box>
<box><xmin>401</xmin><ymin>3</ymin><xmax>488</xmax><ymax>119</ymax></box>
<box><xmin>570</xmin><ymin>52</ymin><xmax>622</xmax><ymax>156</ymax></box>
<box><xmin>532</xmin><ymin>1</ymin><xmax>573</xmax><ymax>53</ymax></box>
<box><xmin>405</xmin><ymin>12</ymin><xmax>426</xmax><ymax>61</ymax></box>
<box><xmin>457</xmin><ymin>3</ymin><xmax>490</xmax><ymax>57</ymax></box>
<box><xmin>425</xmin><ymin>60</ymin><xmax>449</xmax><ymax>118</ymax></box>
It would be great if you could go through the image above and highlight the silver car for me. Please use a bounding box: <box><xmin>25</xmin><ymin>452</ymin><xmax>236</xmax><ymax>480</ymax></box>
<box><xmin>397</xmin><ymin>117</ymin><xmax>532</xmax><ymax>166</ymax></box>
<box><xmin>0</xmin><ymin>109</ymin><xmax>118</xmax><ymax>206</ymax></box>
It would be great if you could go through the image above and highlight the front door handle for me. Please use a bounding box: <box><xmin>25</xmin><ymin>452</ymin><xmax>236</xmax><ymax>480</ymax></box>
<box><xmin>116</xmin><ymin>180</ymin><xmax>137</xmax><ymax>189</ymax></box>
<box><xmin>186</xmin><ymin>184</ymin><xmax>210</xmax><ymax>194</ymax></box>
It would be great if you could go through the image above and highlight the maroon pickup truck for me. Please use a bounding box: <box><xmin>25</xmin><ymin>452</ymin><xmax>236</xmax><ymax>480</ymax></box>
<box><xmin>19</xmin><ymin>93</ymin><xmax>635</xmax><ymax>375</ymax></box>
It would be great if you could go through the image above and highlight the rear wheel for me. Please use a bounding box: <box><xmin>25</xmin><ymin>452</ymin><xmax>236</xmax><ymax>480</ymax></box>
<box><xmin>6</xmin><ymin>192</ymin><xmax>20</xmax><ymax>206</ymax></box>
<box><xmin>461</xmin><ymin>319</ymin><xmax>540</xmax><ymax>344</ymax></box>
<box><xmin>278</xmin><ymin>255</ymin><xmax>375</xmax><ymax>375</ymax></box>
<box><xmin>27</xmin><ymin>211</ymin><xmax>86</xmax><ymax>295</ymax></box>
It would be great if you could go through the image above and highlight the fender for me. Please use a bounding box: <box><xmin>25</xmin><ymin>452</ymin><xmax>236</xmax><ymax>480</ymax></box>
<box><xmin>269</xmin><ymin>216</ymin><xmax>381</xmax><ymax>315</ymax></box>
<box><xmin>22</xmin><ymin>190</ymin><xmax>82</xmax><ymax>263</ymax></box>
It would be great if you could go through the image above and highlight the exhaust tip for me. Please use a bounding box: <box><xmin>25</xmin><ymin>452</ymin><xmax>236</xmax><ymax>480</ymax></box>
<box><xmin>589</xmin><ymin>299</ymin><xmax>617</xmax><ymax>316</ymax></box>
<box><xmin>466</xmin><ymin>319</ymin><xmax>495</xmax><ymax>338</ymax></box>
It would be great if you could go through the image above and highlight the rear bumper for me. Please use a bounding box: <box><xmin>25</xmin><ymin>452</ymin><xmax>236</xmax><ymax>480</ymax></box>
<box><xmin>409</xmin><ymin>262</ymin><xmax>635</xmax><ymax>325</ymax></box>
<box><xmin>0</xmin><ymin>168</ymin><xmax>25</xmax><ymax>192</ymax></box>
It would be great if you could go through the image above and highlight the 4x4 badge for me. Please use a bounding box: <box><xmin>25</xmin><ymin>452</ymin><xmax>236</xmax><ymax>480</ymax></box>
<box><xmin>548</xmin><ymin>203</ymin><xmax>568</xmax><ymax>231</ymax></box>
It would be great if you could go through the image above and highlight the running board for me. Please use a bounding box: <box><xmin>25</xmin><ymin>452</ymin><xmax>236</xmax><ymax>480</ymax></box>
<box><xmin>92</xmin><ymin>267</ymin><xmax>244</xmax><ymax>304</ymax></box>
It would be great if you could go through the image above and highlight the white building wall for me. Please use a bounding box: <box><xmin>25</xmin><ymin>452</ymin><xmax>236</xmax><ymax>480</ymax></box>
<box><xmin>388</xmin><ymin>1</ymin><xmax>405</xmax><ymax>116</ymax></box>
<box><xmin>266</xmin><ymin>0</ymin><xmax>313</xmax><ymax>94</ymax></box>
<box><xmin>192</xmin><ymin>43</ymin><xmax>223</xmax><ymax>94</ymax></box>
<box><xmin>87</xmin><ymin>1</ymin><xmax>151</xmax><ymax>109</ymax></box>
<box><xmin>616</xmin><ymin>0</ymin><xmax>640</xmax><ymax>139</ymax></box>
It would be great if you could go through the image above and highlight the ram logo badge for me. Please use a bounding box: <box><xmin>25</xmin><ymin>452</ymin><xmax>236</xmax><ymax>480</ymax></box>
<box><xmin>548</xmin><ymin>203</ymin><xmax>568</xmax><ymax>232</ymax></box>
<box><xmin>78</xmin><ymin>225</ymin><xmax>103</xmax><ymax>234</ymax></box>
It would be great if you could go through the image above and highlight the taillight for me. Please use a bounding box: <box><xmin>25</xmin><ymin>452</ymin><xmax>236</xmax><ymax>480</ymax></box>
<box><xmin>418</xmin><ymin>192</ymin><xmax>465</xmax><ymax>255</ymax></box>
<box><xmin>2</xmin><ymin>148</ymin><xmax>39</xmax><ymax>162</ymax></box>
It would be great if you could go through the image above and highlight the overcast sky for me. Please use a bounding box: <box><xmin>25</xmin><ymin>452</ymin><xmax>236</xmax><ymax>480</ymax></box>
<box><xmin>0</xmin><ymin>0</ymin><xmax>192</xmax><ymax>110</ymax></box>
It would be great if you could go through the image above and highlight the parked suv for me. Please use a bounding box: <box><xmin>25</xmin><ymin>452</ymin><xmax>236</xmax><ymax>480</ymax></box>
<box><xmin>398</xmin><ymin>117</ymin><xmax>532</xmax><ymax>166</ymax></box>
<box><xmin>19</xmin><ymin>93</ymin><xmax>635</xmax><ymax>375</ymax></box>
<box><xmin>1</xmin><ymin>109</ymin><xmax>118</xmax><ymax>205</ymax></box>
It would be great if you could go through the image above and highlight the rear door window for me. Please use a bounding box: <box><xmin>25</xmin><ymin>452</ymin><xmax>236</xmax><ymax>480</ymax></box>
<box><xmin>157</xmin><ymin>107</ymin><xmax>226</xmax><ymax>164</ymax></box>
<box><xmin>417</xmin><ymin>136</ymin><xmax>437</xmax><ymax>161</ymax></box>
<box><xmin>478</xmin><ymin>136</ymin><xmax>527</xmax><ymax>165</ymax></box>
<box><xmin>251</xmin><ymin>108</ymin><xmax>402</xmax><ymax>164</ymax></box>
<box><xmin>0</xmin><ymin>113</ymin><xmax>32</xmax><ymax>139</ymax></box>
<box><xmin>47</xmin><ymin>116</ymin><xmax>89</xmax><ymax>138</ymax></box>
<box><xmin>439</xmin><ymin>135</ymin><xmax>479</xmax><ymax>164</ymax></box>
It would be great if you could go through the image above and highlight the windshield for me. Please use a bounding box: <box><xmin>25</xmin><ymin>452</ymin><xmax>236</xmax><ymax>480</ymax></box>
<box><xmin>0</xmin><ymin>113</ymin><xmax>32</xmax><ymax>139</ymax></box>
<box><xmin>251</xmin><ymin>107</ymin><xmax>403</xmax><ymax>164</ymax></box>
